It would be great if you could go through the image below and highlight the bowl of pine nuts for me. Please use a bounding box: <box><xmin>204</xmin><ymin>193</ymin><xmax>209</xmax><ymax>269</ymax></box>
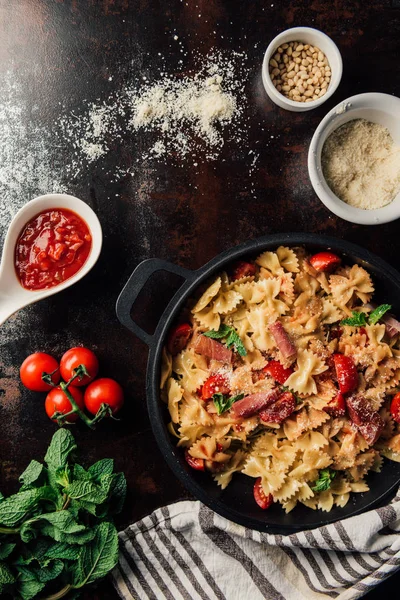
<box><xmin>262</xmin><ymin>27</ymin><xmax>342</xmax><ymax>112</ymax></box>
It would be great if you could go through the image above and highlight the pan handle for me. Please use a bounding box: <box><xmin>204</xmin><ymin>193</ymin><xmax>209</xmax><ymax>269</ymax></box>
<box><xmin>116</xmin><ymin>258</ymin><xmax>195</xmax><ymax>347</ymax></box>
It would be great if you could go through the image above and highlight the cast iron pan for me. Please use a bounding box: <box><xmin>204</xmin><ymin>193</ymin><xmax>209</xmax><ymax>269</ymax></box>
<box><xmin>116</xmin><ymin>233</ymin><xmax>400</xmax><ymax>533</ymax></box>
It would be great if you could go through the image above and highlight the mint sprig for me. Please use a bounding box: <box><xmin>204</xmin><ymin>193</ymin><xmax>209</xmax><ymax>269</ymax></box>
<box><xmin>368</xmin><ymin>304</ymin><xmax>391</xmax><ymax>325</ymax></box>
<box><xmin>340</xmin><ymin>304</ymin><xmax>392</xmax><ymax>327</ymax></box>
<box><xmin>203</xmin><ymin>325</ymin><xmax>247</xmax><ymax>356</ymax></box>
<box><xmin>213</xmin><ymin>392</ymin><xmax>244</xmax><ymax>415</ymax></box>
<box><xmin>0</xmin><ymin>429</ymin><xmax>126</xmax><ymax>599</ymax></box>
<box><xmin>311</xmin><ymin>468</ymin><xmax>336</xmax><ymax>492</ymax></box>
<box><xmin>340</xmin><ymin>311</ymin><xmax>367</xmax><ymax>327</ymax></box>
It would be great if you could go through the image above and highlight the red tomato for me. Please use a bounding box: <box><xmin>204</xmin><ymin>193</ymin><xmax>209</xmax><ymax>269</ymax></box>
<box><xmin>45</xmin><ymin>386</ymin><xmax>84</xmax><ymax>423</ymax></box>
<box><xmin>259</xmin><ymin>392</ymin><xmax>296</xmax><ymax>423</ymax></box>
<box><xmin>390</xmin><ymin>392</ymin><xmax>400</xmax><ymax>424</ymax></box>
<box><xmin>333</xmin><ymin>354</ymin><xmax>358</xmax><ymax>394</ymax></box>
<box><xmin>167</xmin><ymin>323</ymin><xmax>192</xmax><ymax>356</ymax></box>
<box><xmin>184</xmin><ymin>449</ymin><xmax>205</xmax><ymax>471</ymax></box>
<box><xmin>325</xmin><ymin>392</ymin><xmax>346</xmax><ymax>417</ymax></box>
<box><xmin>201</xmin><ymin>374</ymin><xmax>231</xmax><ymax>400</ymax></box>
<box><xmin>309</xmin><ymin>252</ymin><xmax>341</xmax><ymax>272</ymax></box>
<box><xmin>84</xmin><ymin>378</ymin><xmax>124</xmax><ymax>416</ymax></box>
<box><xmin>262</xmin><ymin>360</ymin><xmax>293</xmax><ymax>385</ymax></box>
<box><xmin>253</xmin><ymin>478</ymin><xmax>273</xmax><ymax>510</ymax></box>
<box><xmin>231</xmin><ymin>261</ymin><xmax>257</xmax><ymax>281</ymax></box>
<box><xmin>20</xmin><ymin>352</ymin><xmax>60</xmax><ymax>392</ymax></box>
<box><xmin>60</xmin><ymin>347</ymin><xmax>99</xmax><ymax>386</ymax></box>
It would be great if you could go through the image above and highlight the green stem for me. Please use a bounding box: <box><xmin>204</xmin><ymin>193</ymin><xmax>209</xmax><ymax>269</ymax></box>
<box><xmin>42</xmin><ymin>584</ymin><xmax>72</xmax><ymax>600</ymax></box>
<box><xmin>0</xmin><ymin>525</ymin><xmax>19</xmax><ymax>534</ymax></box>
<box><xmin>60</xmin><ymin>382</ymin><xmax>94</xmax><ymax>429</ymax></box>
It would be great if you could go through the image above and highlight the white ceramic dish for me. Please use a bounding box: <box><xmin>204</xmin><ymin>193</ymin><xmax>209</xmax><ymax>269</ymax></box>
<box><xmin>0</xmin><ymin>193</ymin><xmax>102</xmax><ymax>326</ymax></box>
<box><xmin>308</xmin><ymin>92</ymin><xmax>400</xmax><ymax>225</ymax></box>
<box><xmin>262</xmin><ymin>26</ymin><xmax>342</xmax><ymax>112</ymax></box>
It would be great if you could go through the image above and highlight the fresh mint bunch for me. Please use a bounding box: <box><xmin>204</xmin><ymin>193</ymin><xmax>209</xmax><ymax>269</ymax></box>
<box><xmin>0</xmin><ymin>429</ymin><xmax>126</xmax><ymax>599</ymax></box>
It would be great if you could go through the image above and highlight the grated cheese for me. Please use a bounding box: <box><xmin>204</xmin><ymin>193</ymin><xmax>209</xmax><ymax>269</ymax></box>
<box><xmin>322</xmin><ymin>119</ymin><xmax>400</xmax><ymax>210</ymax></box>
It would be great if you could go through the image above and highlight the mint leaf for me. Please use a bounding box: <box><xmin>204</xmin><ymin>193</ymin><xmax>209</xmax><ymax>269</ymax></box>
<box><xmin>15</xmin><ymin>566</ymin><xmax>45</xmax><ymax>600</ymax></box>
<box><xmin>107</xmin><ymin>472</ymin><xmax>127</xmax><ymax>516</ymax></box>
<box><xmin>88</xmin><ymin>459</ymin><xmax>114</xmax><ymax>481</ymax></box>
<box><xmin>64</xmin><ymin>481</ymin><xmax>108</xmax><ymax>505</ymax></box>
<box><xmin>0</xmin><ymin>487</ymin><xmax>55</xmax><ymax>527</ymax></box>
<box><xmin>368</xmin><ymin>303</ymin><xmax>391</xmax><ymax>325</ymax></box>
<box><xmin>0</xmin><ymin>561</ymin><xmax>15</xmax><ymax>592</ymax></box>
<box><xmin>340</xmin><ymin>311</ymin><xmax>367</xmax><ymax>327</ymax></box>
<box><xmin>73</xmin><ymin>522</ymin><xmax>119</xmax><ymax>588</ymax></box>
<box><xmin>19</xmin><ymin>461</ymin><xmax>45</xmax><ymax>490</ymax></box>
<box><xmin>44</xmin><ymin>429</ymin><xmax>77</xmax><ymax>473</ymax></box>
<box><xmin>204</xmin><ymin>325</ymin><xmax>247</xmax><ymax>356</ymax></box>
<box><xmin>73</xmin><ymin>464</ymin><xmax>91</xmax><ymax>481</ymax></box>
<box><xmin>0</xmin><ymin>543</ymin><xmax>15</xmax><ymax>560</ymax></box>
<box><xmin>20</xmin><ymin>511</ymin><xmax>86</xmax><ymax>544</ymax></box>
<box><xmin>213</xmin><ymin>393</ymin><xmax>244</xmax><ymax>415</ymax></box>
<box><xmin>44</xmin><ymin>542</ymin><xmax>80</xmax><ymax>561</ymax></box>
<box><xmin>203</xmin><ymin>325</ymin><xmax>231</xmax><ymax>339</ymax></box>
<box><xmin>32</xmin><ymin>559</ymin><xmax>64</xmax><ymax>583</ymax></box>
<box><xmin>312</xmin><ymin>468</ymin><xmax>336</xmax><ymax>492</ymax></box>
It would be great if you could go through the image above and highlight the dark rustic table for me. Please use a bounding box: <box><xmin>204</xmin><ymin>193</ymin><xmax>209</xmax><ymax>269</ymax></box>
<box><xmin>0</xmin><ymin>0</ymin><xmax>399</xmax><ymax>598</ymax></box>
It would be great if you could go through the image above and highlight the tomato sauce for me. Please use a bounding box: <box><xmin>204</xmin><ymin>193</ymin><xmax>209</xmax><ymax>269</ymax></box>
<box><xmin>15</xmin><ymin>208</ymin><xmax>92</xmax><ymax>291</ymax></box>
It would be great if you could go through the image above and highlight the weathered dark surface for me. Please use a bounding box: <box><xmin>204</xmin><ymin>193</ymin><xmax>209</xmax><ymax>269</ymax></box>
<box><xmin>0</xmin><ymin>0</ymin><xmax>399</xmax><ymax>597</ymax></box>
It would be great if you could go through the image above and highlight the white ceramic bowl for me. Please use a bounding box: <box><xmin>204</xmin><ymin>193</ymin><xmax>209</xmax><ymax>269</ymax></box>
<box><xmin>308</xmin><ymin>93</ymin><xmax>400</xmax><ymax>225</ymax></box>
<box><xmin>262</xmin><ymin>27</ymin><xmax>343</xmax><ymax>112</ymax></box>
<box><xmin>0</xmin><ymin>193</ymin><xmax>103</xmax><ymax>325</ymax></box>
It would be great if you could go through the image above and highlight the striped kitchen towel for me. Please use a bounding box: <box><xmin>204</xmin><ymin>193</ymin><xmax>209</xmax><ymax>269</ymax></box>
<box><xmin>111</xmin><ymin>495</ymin><xmax>400</xmax><ymax>600</ymax></box>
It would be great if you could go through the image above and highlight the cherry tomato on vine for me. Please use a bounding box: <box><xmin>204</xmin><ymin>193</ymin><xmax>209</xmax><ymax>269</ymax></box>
<box><xmin>84</xmin><ymin>378</ymin><xmax>124</xmax><ymax>416</ymax></box>
<box><xmin>60</xmin><ymin>347</ymin><xmax>99</xmax><ymax>386</ymax></box>
<box><xmin>253</xmin><ymin>478</ymin><xmax>273</xmax><ymax>510</ymax></box>
<box><xmin>45</xmin><ymin>386</ymin><xmax>84</xmax><ymax>423</ymax></box>
<box><xmin>20</xmin><ymin>352</ymin><xmax>60</xmax><ymax>392</ymax></box>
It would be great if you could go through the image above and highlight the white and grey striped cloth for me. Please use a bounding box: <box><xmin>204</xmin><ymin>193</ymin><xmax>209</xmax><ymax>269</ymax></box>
<box><xmin>111</xmin><ymin>494</ymin><xmax>400</xmax><ymax>600</ymax></box>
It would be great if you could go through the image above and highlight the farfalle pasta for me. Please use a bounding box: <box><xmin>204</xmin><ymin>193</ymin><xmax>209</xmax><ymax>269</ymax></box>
<box><xmin>161</xmin><ymin>247</ymin><xmax>400</xmax><ymax>513</ymax></box>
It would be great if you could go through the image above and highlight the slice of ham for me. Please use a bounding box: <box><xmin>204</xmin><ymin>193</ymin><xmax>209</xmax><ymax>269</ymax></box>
<box><xmin>193</xmin><ymin>335</ymin><xmax>232</xmax><ymax>363</ymax></box>
<box><xmin>383</xmin><ymin>314</ymin><xmax>400</xmax><ymax>338</ymax></box>
<box><xmin>231</xmin><ymin>389</ymin><xmax>280</xmax><ymax>418</ymax></box>
<box><xmin>346</xmin><ymin>394</ymin><xmax>384</xmax><ymax>445</ymax></box>
<box><xmin>259</xmin><ymin>392</ymin><xmax>296</xmax><ymax>424</ymax></box>
<box><xmin>269</xmin><ymin>321</ymin><xmax>297</xmax><ymax>361</ymax></box>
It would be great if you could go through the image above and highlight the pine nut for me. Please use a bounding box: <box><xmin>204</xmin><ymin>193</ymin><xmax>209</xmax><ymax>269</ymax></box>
<box><xmin>269</xmin><ymin>40</ymin><xmax>331</xmax><ymax>102</ymax></box>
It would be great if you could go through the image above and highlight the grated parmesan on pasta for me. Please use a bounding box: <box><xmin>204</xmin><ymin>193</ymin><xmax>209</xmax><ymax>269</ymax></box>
<box><xmin>161</xmin><ymin>246</ymin><xmax>400</xmax><ymax>513</ymax></box>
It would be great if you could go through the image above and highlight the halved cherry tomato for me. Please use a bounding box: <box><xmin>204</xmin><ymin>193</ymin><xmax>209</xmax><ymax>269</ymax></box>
<box><xmin>201</xmin><ymin>374</ymin><xmax>231</xmax><ymax>400</ymax></box>
<box><xmin>390</xmin><ymin>392</ymin><xmax>400</xmax><ymax>424</ymax></box>
<box><xmin>309</xmin><ymin>251</ymin><xmax>341</xmax><ymax>272</ymax></box>
<box><xmin>333</xmin><ymin>354</ymin><xmax>358</xmax><ymax>394</ymax></box>
<box><xmin>45</xmin><ymin>386</ymin><xmax>84</xmax><ymax>423</ymax></box>
<box><xmin>60</xmin><ymin>347</ymin><xmax>99</xmax><ymax>386</ymax></box>
<box><xmin>167</xmin><ymin>323</ymin><xmax>193</xmax><ymax>356</ymax></box>
<box><xmin>262</xmin><ymin>360</ymin><xmax>293</xmax><ymax>385</ymax></box>
<box><xmin>84</xmin><ymin>378</ymin><xmax>124</xmax><ymax>416</ymax></box>
<box><xmin>253</xmin><ymin>478</ymin><xmax>273</xmax><ymax>510</ymax></box>
<box><xmin>231</xmin><ymin>261</ymin><xmax>257</xmax><ymax>281</ymax></box>
<box><xmin>184</xmin><ymin>449</ymin><xmax>205</xmax><ymax>471</ymax></box>
<box><xmin>325</xmin><ymin>392</ymin><xmax>346</xmax><ymax>417</ymax></box>
<box><xmin>20</xmin><ymin>352</ymin><xmax>60</xmax><ymax>392</ymax></box>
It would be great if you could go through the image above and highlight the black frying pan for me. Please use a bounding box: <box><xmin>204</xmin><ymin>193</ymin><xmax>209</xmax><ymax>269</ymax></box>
<box><xmin>116</xmin><ymin>233</ymin><xmax>400</xmax><ymax>533</ymax></box>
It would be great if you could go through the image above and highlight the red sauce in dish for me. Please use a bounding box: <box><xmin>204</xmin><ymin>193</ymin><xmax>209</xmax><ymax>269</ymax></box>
<box><xmin>15</xmin><ymin>208</ymin><xmax>92</xmax><ymax>291</ymax></box>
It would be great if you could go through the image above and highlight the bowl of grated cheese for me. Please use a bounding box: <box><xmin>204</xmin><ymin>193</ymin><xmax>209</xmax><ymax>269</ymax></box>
<box><xmin>308</xmin><ymin>92</ymin><xmax>400</xmax><ymax>225</ymax></box>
